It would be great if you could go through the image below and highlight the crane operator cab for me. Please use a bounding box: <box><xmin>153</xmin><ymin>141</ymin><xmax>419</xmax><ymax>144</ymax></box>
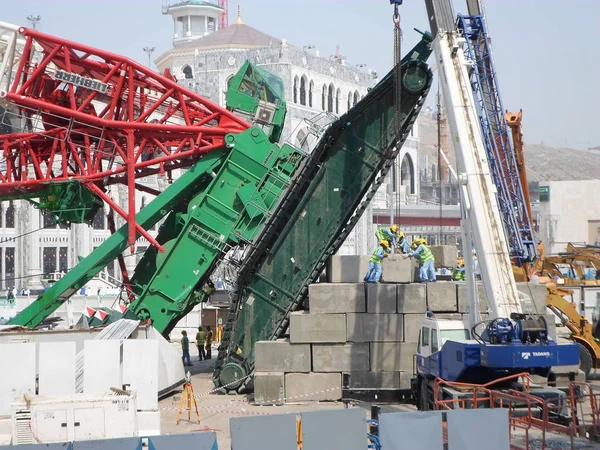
<box><xmin>417</xmin><ymin>318</ymin><xmax>470</xmax><ymax>358</ymax></box>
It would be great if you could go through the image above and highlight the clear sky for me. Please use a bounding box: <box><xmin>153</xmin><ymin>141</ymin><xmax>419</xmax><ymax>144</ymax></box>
<box><xmin>3</xmin><ymin>0</ymin><xmax>599</xmax><ymax>149</ymax></box>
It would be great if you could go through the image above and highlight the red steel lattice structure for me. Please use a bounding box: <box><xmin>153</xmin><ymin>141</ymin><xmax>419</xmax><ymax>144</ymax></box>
<box><xmin>0</xmin><ymin>25</ymin><xmax>250</xmax><ymax>252</ymax></box>
<box><xmin>218</xmin><ymin>0</ymin><xmax>229</xmax><ymax>29</ymax></box>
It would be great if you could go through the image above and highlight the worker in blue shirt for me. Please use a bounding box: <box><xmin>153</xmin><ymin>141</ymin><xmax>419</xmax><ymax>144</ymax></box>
<box><xmin>364</xmin><ymin>240</ymin><xmax>389</xmax><ymax>283</ymax></box>
<box><xmin>404</xmin><ymin>238</ymin><xmax>436</xmax><ymax>282</ymax></box>
<box><xmin>398</xmin><ymin>232</ymin><xmax>410</xmax><ymax>254</ymax></box>
<box><xmin>375</xmin><ymin>225</ymin><xmax>399</xmax><ymax>252</ymax></box>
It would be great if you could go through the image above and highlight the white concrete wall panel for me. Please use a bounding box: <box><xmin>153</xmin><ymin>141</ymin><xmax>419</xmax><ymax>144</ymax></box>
<box><xmin>83</xmin><ymin>340</ymin><xmax>121</xmax><ymax>394</ymax></box>
<box><xmin>123</xmin><ymin>339</ymin><xmax>159</xmax><ymax>410</ymax></box>
<box><xmin>0</xmin><ymin>343</ymin><xmax>35</xmax><ymax>416</ymax></box>
<box><xmin>38</xmin><ymin>342</ymin><xmax>76</xmax><ymax>396</ymax></box>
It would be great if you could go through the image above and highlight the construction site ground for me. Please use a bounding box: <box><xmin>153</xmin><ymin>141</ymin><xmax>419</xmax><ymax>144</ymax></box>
<box><xmin>159</xmin><ymin>343</ymin><xmax>600</xmax><ymax>449</ymax></box>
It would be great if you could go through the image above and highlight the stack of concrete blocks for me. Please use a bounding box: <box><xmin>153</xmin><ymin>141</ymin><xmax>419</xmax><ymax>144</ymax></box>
<box><xmin>253</xmin><ymin>254</ymin><xmax>550</xmax><ymax>405</ymax></box>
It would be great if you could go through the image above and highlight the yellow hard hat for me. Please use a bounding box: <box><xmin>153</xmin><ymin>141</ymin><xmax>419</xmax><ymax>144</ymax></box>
<box><xmin>399</xmin><ymin>232</ymin><xmax>405</xmax><ymax>238</ymax></box>
<box><xmin>380</xmin><ymin>240</ymin><xmax>390</xmax><ymax>247</ymax></box>
<box><xmin>390</xmin><ymin>225</ymin><xmax>399</xmax><ymax>233</ymax></box>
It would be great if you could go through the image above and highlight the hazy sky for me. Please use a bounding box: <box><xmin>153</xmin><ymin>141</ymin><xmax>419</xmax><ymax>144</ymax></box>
<box><xmin>3</xmin><ymin>0</ymin><xmax>599</xmax><ymax>149</ymax></box>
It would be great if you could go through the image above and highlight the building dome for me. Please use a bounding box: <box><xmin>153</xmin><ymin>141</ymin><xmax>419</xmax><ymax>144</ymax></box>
<box><xmin>178</xmin><ymin>23</ymin><xmax>281</xmax><ymax>50</ymax></box>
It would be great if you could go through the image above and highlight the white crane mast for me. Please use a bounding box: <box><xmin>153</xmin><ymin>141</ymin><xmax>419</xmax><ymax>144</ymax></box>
<box><xmin>425</xmin><ymin>0</ymin><xmax>521</xmax><ymax>322</ymax></box>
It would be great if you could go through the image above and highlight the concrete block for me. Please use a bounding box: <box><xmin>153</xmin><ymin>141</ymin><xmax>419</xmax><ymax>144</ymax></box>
<box><xmin>381</xmin><ymin>255</ymin><xmax>414</xmax><ymax>283</ymax></box>
<box><xmin>403</xmin><ymin>314</ymin><xmax>424</xmax><ymax>343</ymax></box>
<box><xmin>399</xmin><ymin>371</ymin><xmax>413</xmax><ymax>389</ymax></box>
<box><xmin>290</xmin><ymin>311</ymin><xmax>346</xmax><ymax>343</ymax></box>
<box><xmin>397</xmin><ymin>283</ymin><xmax>427</xmax><ymax>313</ymax></box>
<box><xmin>285</xmin><ymin>373</ymin><xmax>341</xmax><ymax>402</ymax></box>
<box><xmin>366</xmin><ymin>283</ymin><xmax>396</xmax><ymax>313</ymax></box>
<box><xmin>370</xmin><ymin>342</ymin><xmax>418</xmax><ymax>372</ymax></box>
<box><xmin>312</xmin><ymin>343</ymin><xmax>370</xmax><ymax>372</ymax></box>
<box><xmin>516</xmin><ymin>282</ymin><xmax>547</xmax><ymax>314</ymax></box>
<box><xmin>426</xmin><ymin>282</ymin><xmax>458</xmax><ymax>312</ymax></box>
<box><xmin>309</xmin><ymin>283</ymin><xmax>366</xmax><ymax>313</ymax></box>
<box><xmin>346</xmin><ymin>313</ymin><xmax>403</xmax><ymax>342</ymax></box>
<box><xmin>327</xmin><ymin>255</ymin><xmax>371</xmax><ymax>283</ymax></box>
<box><xmin>255</xmin><ymin>339</ymin><xmax>311</xmax><ymax>372</ymax></box>
<box><xmin>430</xmin><ymin>245</ymin><xmax>458</xmax><ymax>268</ymax></box>
<box><xmin>344</xmin><ymin>371</ymin><xmax>400</xmax><ymax>389</ymax></box>
<box><xmin>457</xmin><ymin>282</ymin><xmax>488</xmax><ymax>313</ymax></box>
<box><xmin>254</xmin><ymin>372</ymin><xmax>284</xmax><ymax>405</ymax></box>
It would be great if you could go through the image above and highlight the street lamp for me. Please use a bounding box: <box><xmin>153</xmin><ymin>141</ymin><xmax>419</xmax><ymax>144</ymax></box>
<box><xmin>27</xmin><ymin>15</ymin><xmax>41</xmax><ymax>29</ymax></box>
<box><xmin>143</xmin><ymin>46</ymin><xmax>155</xmax><ymax>69</ymax></box>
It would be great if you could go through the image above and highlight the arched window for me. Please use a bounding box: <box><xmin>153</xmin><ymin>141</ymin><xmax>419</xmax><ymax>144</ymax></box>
<box><xmin>300</xmin><ymin>75</ymin><xmax>307</xmax><ymax>106</ymax></box>
<box><xmin>223</xmin><ymin>75</ymin><xmax>234</xmax><ymax>105</ymax></box>
<box><xmin>327</xmin><ymin>83</ymin><xmax>334</xmax><ymax>113</ymax></box>
<box><xmin>293</xmin><ymin>76</ymin><xmax>299</xmax><ymax>103</ymax></box>
<box><xmin>4</xmin><ymin>201</ymin><xmax>14</xmax><ymax>228</ymax></box>
<box><xmin>309</xmin><ymin>80</ymin><xmax>314</xmax><ymax>107</ymax></box>
<box><xmin>400</xmin><ymin>153</ymin><xmax>415</xmax><ymax>194</ymax></box>
<box><xmin>335</xmin><ymin>88</ymin><xmax>341</xmax><ymax>114</ymax></box>
<box><xmin>353</xmin><ymin>90</ymin><xmax>360</xmax><ymax>106</ymax></box>
<box><xmin>322</xmin><ymin>84</ymin><xmax>327</xmax><ymax>111</ymax></box>
<box><xmin>347</xmin><ymin>92</ymin><xmax>352</xmax><ymax>111</ymax></box>
<box><xmin>182</xmin><ymin>64</ymin><xmax>193</xmax><ymax>79</ymax></box>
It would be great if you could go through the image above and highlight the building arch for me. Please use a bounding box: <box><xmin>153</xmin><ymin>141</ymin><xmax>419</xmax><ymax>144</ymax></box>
<box><xmin>293</xmin><ymin>76</ymin><xmax>299</xmax><ymax>103</ymax></box>
<box><xmin>309</xmin><ymin>80</ymin><xmax>314</xmax><ymax>107</ymax></box>
<box><xmin>300</xmin><ymin>75</ymin><xmax>308</xmax><ymax>106</ymax></box>
<box><xmin>322</xmin><ymin>84</ymin><xmax>327</xmax><ymax>111</ymax></box>
<box><xmin>327</xmin><ymin>83</ymin><xmax>335</xmax><ymax>113</ymax></box>
<box><xmin>223</xmin><ymin>74</ymin><xmax>234</xmax><ymax>105</ymax></box>
<box><xmin>347</xmin><ymin>92</ymin><xmax>352</xmax><ymax>111</ymax></box>
<box><xmin>353</xmin><ymin>90</ymin><xmax>360</xmax><ymax>106</ymax></box>
<box><xmin>182</xmin><ymin>64</ymin><xmax>194</xmax><ymax>79</ymax></box>
<box><xmin>335</xmin><ymin>87</ymin><xmax>341</xmax><ymax>114</ymax></box>
<box><xmin>400</xmin><ymin>153</ymin><xmax>415</xmax><ymax>194</ymax></box>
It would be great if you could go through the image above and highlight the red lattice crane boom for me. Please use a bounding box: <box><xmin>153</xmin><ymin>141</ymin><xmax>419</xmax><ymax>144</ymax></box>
<box><xmin>0</xmin><ymin>24</ymin><xmax>250</xmax><ymax>252</ymax></box>
<box><xmin>218</xmin><ymin>0</ymin><xmax>228</xmax><ymax>29</ymax></box>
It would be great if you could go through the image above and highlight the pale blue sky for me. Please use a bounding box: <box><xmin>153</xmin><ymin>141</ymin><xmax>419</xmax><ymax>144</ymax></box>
<box><xmin>3</xmin><ymin>0</ymin><xmax>599</xmax><ymax>149</ymax></box>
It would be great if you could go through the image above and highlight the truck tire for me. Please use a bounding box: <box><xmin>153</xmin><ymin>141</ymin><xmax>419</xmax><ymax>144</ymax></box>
<box><xmin>578</xmin><ymin>343</ymin><xmax>593</xmax><ymax>378</ymax></box>
<box><xmin>419</xmin><ymin>378</ymin><xmax>432</xmax><ymax>411</ymax></box>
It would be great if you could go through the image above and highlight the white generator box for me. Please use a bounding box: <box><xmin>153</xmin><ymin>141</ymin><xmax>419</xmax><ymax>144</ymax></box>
<box><xmin>11</xmin><ymin>391</ymin><xmax>137</xmax><ymax>445</ymax></box>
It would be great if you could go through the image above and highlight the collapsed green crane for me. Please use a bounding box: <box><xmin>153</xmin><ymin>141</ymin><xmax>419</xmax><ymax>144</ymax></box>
<box><xmin>214</xmin><ymin>35</ymin><xmax>434</xmax><ymax>391</ymax></box>
<box><xmin>8</xmin><ymin>61</ymin><xmax>304</xmax><ymax>334</ymax></box>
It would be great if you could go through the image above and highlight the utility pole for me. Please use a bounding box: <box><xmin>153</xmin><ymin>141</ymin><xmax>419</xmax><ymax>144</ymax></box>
<box><xmin>26</xmin><ymin>15</ymin><xmax>41</xmax><ymax>29</ymax></box>
<box><xmin>437</xmin><ymin>88</ymin><xmax>443</xmax><ymax>245</ymax></box>
<box><xmin>143</xmin><ymin>47</ymin><xmax>155</xmax><ymax>69</ymax></box>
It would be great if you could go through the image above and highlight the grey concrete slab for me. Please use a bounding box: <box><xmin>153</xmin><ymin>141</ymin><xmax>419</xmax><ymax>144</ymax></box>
<box><xmin>397</xmin><ymin>284</ymin><xmax>426</xmax><ymax>313</ymax></box>
<box><xmin>148</xmin><ymin>433</ymin><xmax>218</xmax><ymax>450</ymax></box>
<box><xmin>516</xmin><ymin>282</ymin><xmax>547</xmax><ymax>314</ymax></box>
<box><xmin>366</xmin><ymin>283</ymin><xmax>397</xmax><ymax>313</ymax></box>
<box><xmin>230</xmin><ymin>413</ymin><xmax>296</xmax><ymax>450</ymax></box>
<box><xmin>370</xmin><ymin>342</ymin><xmax>417</xmax><ymax>372</ymax></box>
<box><xmin>430</xmin><ymin>245</ymin><xmax>458</xmax><ymax>268</ymax></box>
<box><xmin>426</xmin><ymin>282</ymin><xmax>458</xmax><ymax>312</ymax></box>
<box><xmin>301</xmin><ymin>408</ymin><xmax>366</xmax><ymax>450</ymax></box>
<box><xmin>403</xmin><ymin>313</ymin><xmax>424</xmax><ymax>343</ymax></box>
<box><xmin>285</xmin><ymin>373</ymin><xmax>341</xmax><ymax>402</ymax></box>
<box><xmin>381</xmin><ymin>255</ymin><xmax>414</xmax><ymax>283</ymax></box>
<box><xmin>255</xmin><ymin>340</ymin><xmax>311</xmax><ymax>372</ymax></box>
<box><xmin>312</xmin><ymin>343</ymin><xmax>370</xmax><ymax>372</ymax></box>
<box><xmin>446</xmin><ymin>408</ymin><xmax>509</xmax><ymax>450</ymax></box>
<box><xmin>308</xmin><ymin>283</ymin><xmax>366</xmax><ymax>313</ymax></box>
<box><xmin>344</xmin><ymin>371</ymin><xmax>400</xmax><ymax>389</ymax></box>
<box><xmin>346</xmin><ymin>313</ymin><xmax>403</xmax><ymax>342</ymax></box>
<box><xmin>457</xmin><ymin>282</ymin><xmax>487</xmax><ymax>313</ymax></box>
<box><xmin>254</xmin><ymin>372</ymin><xmax>284</xmax><ymax>405</ymax></box>
<box><xmin>289</xmin><ymin>312</ymin><xmax>346</xmax><ymax>343</ymax></box>
<box><xmin>327</xmin><ymin>255</ymin><xmax>371</xmax><ymax>283</ymax></box>
<box><xmin>379</xmin><ymin>411</ymin><xmax>444</xmax><ymax>450</ymax></box>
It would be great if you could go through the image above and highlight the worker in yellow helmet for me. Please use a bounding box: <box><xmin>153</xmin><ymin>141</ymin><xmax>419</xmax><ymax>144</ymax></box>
<box><xmin>375</xmin><ymin>224</ymin><xmax>400</xmax><ymax>253</ymax></box>
<box><xmin>398</xmin><ymin>232</ymin><xmax>410</xmax><ymax>254</ymax></box>
<box><xmin>404</xmin><ymin>238</ymin><xmax>436</xmax><ymax>283</ymax></box>
<box><xmin>364</xmin><ymin>240</ymin><xmax>389</xmax><ymax>283</ymax></box>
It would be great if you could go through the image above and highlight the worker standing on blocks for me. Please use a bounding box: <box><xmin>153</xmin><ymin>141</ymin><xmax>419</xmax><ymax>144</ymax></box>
<box><xmin>405</xmin><ymin>238</ymin><xmax>437</xmax><ymax>283</ymax></box>
<box><xmin>375</xmin><ymin>225</ymin><xmax>400</xmax><ymax>253</ymax></box>
<box><xmin>364</xmin><ymin>240</ymin><xmax>390</xmax><ymax>283</ymax></box>
<box><xmin>398</xmin><ymin>232</ymin><xmax>410</xmax><ymax>254</ymax></box>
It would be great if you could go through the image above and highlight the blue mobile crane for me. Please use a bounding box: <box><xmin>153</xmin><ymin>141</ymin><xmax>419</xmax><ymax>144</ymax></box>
<box><xmin>412</xmin><ymin>0</ymin><xmax>579</xmax><ymax>412</ymax></box>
